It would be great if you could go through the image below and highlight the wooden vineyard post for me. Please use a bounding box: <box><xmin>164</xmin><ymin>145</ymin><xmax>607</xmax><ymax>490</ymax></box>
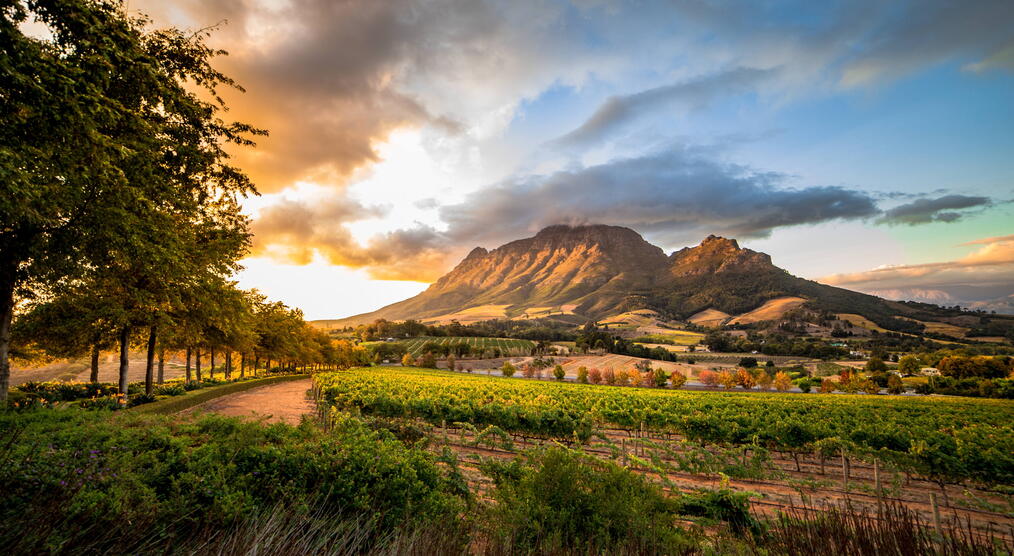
<box><xmin>930</xmin><ymin>493</ymin><xmax>942</xmax><ymax>536</ymax></box>
<box><xmin>874</xmin><ymin>459</ymin><xmax>882</xmax><ymax>515</ymax></box>
<box><xmin>842</xmin><ymin>455</ymin><xmax>849</xmax><ymax>494</ymax></box>
<box><xmin>621</xmin><ymin>438</ymin><xmax>627</xmax><ymax>466</ymax></box>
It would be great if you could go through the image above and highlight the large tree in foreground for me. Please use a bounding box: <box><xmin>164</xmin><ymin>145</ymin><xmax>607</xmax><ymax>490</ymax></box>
<box><xmin>0</xmin><ymin>0</ymin><xmax>262</xmax><ymax>402</ymax></box>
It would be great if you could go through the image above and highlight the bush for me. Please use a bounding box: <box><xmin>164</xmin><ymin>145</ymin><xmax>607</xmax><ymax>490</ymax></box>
<box><xmin>651</xmin><ymin>368</ymin><xmax>668</xmax><ymax>387</ymax></box>
<box><xmin>670</xmin><ymin>371</ymin><xmax>687</xmax><ymax>389</ymax></box>
<box><xmin>576</xmin><ymin>366</ymin><xmax>589</xmax><ymax>383</ymax></box>
<box><xmin>588</xmin><ymin>368</ymin><xmax>602</xmax><ymax>384</ymax></box>
<box><xmin>553</xmin><ymin>364</ymin><xmax>566</xmax><ymax>381</ymax></box>
<box><xmin>478</xmin><ymin>448</ymin><xmax>695</xmax><ymax>553</ymax></box>
<box><xmin>500</xmin><ymin>361</ymin><xmax>516</xmax><ymax>377</ymax></box>
<box><xmin>739</xmin><ymin>357</ymin><xmax>758</xmax><ymax>368</ymax></box>
<box><xmin>796</xmin><ymin>377</ymin><xmax>812</xmax><ymax>393</ymax></box>
<box><xmin>0</xmin><ymin>410</ymin><xmax>467</xmax><ymax>553</ymax></box>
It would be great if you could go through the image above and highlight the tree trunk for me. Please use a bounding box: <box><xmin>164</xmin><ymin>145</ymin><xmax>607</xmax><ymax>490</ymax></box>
<box><xmin>144</xmin><ymin>324</ymin><xmax>157</xmax><ymax>395</ymax></box>
<box><xmin>157</xmin><ymin>347</ymin><xmax>165</xmax><ymax>385</ymax></box>
<box><xmin>195</xmin><ymin>348</ymin><xmax>202</xmax><ymax>382</ymax></box>
<box><xmin>240</xmin><ymin>353</ymin><xmax>246</xmax><ymax>378</ymax></box>
<box><xmin>185</xmin><ymin>347</ymin><xmax>192</xmax><ymax>383</ymax></box>
<box><xmin>118</xmin><ymin>326</ymin><xmax>131</xmax><ymax>401</ymax></box>
<box><xmin>0</xmin><ymin>271</ymin><xmax>14</xmax><ymax>405</ymax></box>
<box><xmin>225</xmin><ymin>351</ymin><xmax>232</xmax><ymax>380</ymax></box>
<box><xmin>210</xmin><ymin>348</ymin><xmax>216</xmax><ymax>379</ymax></box>
<box><xmin>254</xmin><ymin>355</ymin><xmax>260</xmax><ymax>376</ymax></box>
<box><xmin>90</xmin><ymin>343</ymin><xmax>100</xmax><ymax>383</ymax></box>
<box><xmin>266</xmin><ymin>358</ymin><xmax>271</xmax><ymax>373</ymax></box>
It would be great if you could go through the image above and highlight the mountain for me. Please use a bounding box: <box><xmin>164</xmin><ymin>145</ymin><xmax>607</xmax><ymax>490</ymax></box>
<box><xmin>329</xmin><ymin>224</ymin><xmax>966</xmax><ymax>332</ymax></box>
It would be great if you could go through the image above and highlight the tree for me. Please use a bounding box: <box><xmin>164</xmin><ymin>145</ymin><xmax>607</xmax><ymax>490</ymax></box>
<box><xmin>588</xmin><ymin>368</ymin><xmax>602</xmax><ymax>384</ymax></box>
<box><xmin>820</xmin><ymin>378</ymin><xmax>836</xmax><ymax>393</ymax></box>
<box><xmin>401</xmin><ymin>352</ymin><xmax>416</xmax><ymax>367</ymax></box>
<box><xmin>739</xmin><ymin>357</ymin><xmax>758</xmax><ymax>368</ymax></box>
<box><xmin>797</xmin><ymin>377</ymin><xmax>812</xmax><ymax>393</ymax></box>
<box><xmin>669</xmin><ymin>370</ymin><xmax>687</xmax><ymax>389</ymax></box>
<box><xmin>756</xmin><ymin>371</ymin><xmax>773</xmax><ymax>390</ymax></box>
<box><xmin>718</xmin><ymin>370</ymin><xmax>737</xmax><ymax>389</ymax></box>
<box><xmin>553</xmin><ymin>364</ymin><xmax>566</xmax><ymax>380</ymax></box>
<box><xmin>887</xmin><ymin>374</ymin><xmax>904</xmax><ymax>394</ymax></box>
<box><xmin>603</xmin><ymin>368</ymin><xmax>616</xmax><ymax>385</ymax></box>
<box><xmin>865</xmin><ymin>357</ymin><xmax>888</xmax><ymax>373</ymax></box>
<box><xmin>447</xmin><ymin>354</ymin><xmax>457</xmax><ymax>371</ymax></box>
<box><xmin>576</xmin><ymin>366</ymin><xmax>589</xmax><ymax>383</ymax></box>
<box><xmin>897</xmin><ymin>354</ymin><xmax>921</xmax><ymax>375</ymax></box>
<box><xmin>773</xmin><ymin>371</ymin><xmax>793</xmax><ymax>392</ymax></box>
<box><xmin>419</xmin><ymin>352</ymin><xmax>437</xmax><ymax>369</ymax></box>
<box><xmin>860</xmin><ymin>379</ymin><xmax>880</xmax><ymax>395</ymax></box>
<box><xmin>1</xmin><ymin>2</ymin><xmax>262</xmax><ymax>402</ymax></box>
<box><xmin>501</xmin><ymin>361</ymin><xmax>516</xmax><ymax>377</ymax></box>
<box><xmin>698</xmin><ymin>370</ymin><xmax>719</xmax><ymax>386</ymax></box>
<box><xmin>651</xmin><ymin>368</ymin><xmax>668</xmax><ymax>387</ymax></box>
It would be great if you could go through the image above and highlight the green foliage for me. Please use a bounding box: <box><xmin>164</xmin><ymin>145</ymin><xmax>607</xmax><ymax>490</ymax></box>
<box><xmin>0</xmin><ymin>410</ymin><xmax>466</xmax><ymax>553</ymax></box>
<box><xmin>315</xmin><ymin>367</ymin><xmax>1014</xmax><ymax>486</ymax></box>
<box><xmin>552</xmin><ymin>364</ymin><xmax>566</xmax><ymax>380</ymax></box>
<box><xmin>478</xmin><ymin>448</ymin><xmax>694</xmax><ymax>553</ymax></box>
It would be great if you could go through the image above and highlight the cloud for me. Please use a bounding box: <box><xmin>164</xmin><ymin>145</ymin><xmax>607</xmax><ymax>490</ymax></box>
<box><xmin>248</xmin><ymin>198</ymin><xmax>452</xmax><ymax>281</ymax></box>
<box><xmin>821</xmin><ymin>234</ymin><xmax>1014</xmax><ymax>290</ymax></box>
<box><xmin>876</xmin><ymin>195</ymin><xmax>992</xmax><ymax>225</ymax></box>
<box><xmin>551</xmin><ymin>68</ymin><xmax>775</xmax><ymax>149</ymax></box>
<box><xmin>432</xmin><ymin>146</ymin><xmax>879</xmax><ymax>249</ymax></box>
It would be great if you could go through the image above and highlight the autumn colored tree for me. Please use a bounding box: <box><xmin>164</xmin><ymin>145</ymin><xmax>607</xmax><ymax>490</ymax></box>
<box><xmin>588</xmin><ymin>368</ymin><xmax>602</xmax><ymax>384</ymax></box>
<box><xmin>718</xmin><ymin>370</ymin><xmax>737</xmax><ymax>389</ymax></box>
<box><xmin>756</xmin><ymin>371</ymin><xmax>773</xmax><ymax>390</ymax></box>
<box><xmin>773</xmin><ymin>371</ymin><xmax>793</xmax><ymax>392</ymax></box>
<box><xmin>698</xmin><ymin>370</ymin><xmax>719</xmax><ymax>386</ymax></box>
<box><xmin>736</xmin><ymin>368</ymin><xmax>756</xmax><ymax>389</ymax></box>
<box><xmin>501</xmin><ymin>361</ymin><xmax>516</xmax><ymax>377</ymax></box>
<box><xmin>820</xmin><ymin>378</ymin><xmax>836</xmax><ymax>393</ymax></box>
<box><xmin>669</xmin><ymin>370</ymin><xmax>687</xmax><ymax>389</ymax></box>
<box><xmin>401</xmin><ymin>352</ymin><xmax>416</xmax><ymax>367</ymax></box>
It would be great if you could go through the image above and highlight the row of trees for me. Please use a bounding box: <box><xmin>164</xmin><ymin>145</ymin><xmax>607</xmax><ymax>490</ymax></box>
<box><xmin>0</xmin><ymin>1</ymin><xmax>359</xmax><ymax>402</ymax></box>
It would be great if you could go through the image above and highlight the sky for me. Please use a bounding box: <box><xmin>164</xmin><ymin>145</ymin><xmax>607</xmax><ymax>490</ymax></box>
<box><xmin>137</xmin><ymin>0</ymin><xmax>1014</xmax><ymax>320</ymax></box>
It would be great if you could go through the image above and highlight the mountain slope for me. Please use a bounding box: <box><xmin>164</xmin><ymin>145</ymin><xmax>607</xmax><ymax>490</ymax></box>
<box><xmin>331</xmin><ymin>225</ymin><xmax>955</xmax><ymax>332</ymax></box>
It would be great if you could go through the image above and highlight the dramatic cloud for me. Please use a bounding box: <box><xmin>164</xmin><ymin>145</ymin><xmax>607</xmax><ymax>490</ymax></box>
<box><xmin>821</xmin><ymin>235</ymin><xmax>1014</xmax><ymax>290</ymax></box>
<box><xmin>876</xmin><ymin>195</ymin><xmax>992</xmax><ymax>225</ymax></box>
<box><xmin>435</xmin><ymin>147</ymin><xmax>880</xmax><ymax>248</ymax></box>
<box><xmin>249</xmin><ymin>198</ymin><xmax>452</xmax><ymax>281</ymax></box>
<box><xmin>551</xmin><ymin>68</ymin><xmax>775</xmax><ymax>149</ymax></box>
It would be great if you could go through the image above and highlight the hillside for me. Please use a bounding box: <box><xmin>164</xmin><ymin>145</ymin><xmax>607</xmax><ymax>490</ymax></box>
<box><xmin>329</xmin><ymin>225</ymin><xmax>974</xmax><ymax>334</ymax></box>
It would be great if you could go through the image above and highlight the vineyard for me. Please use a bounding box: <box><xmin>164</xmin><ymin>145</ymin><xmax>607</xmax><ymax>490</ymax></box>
<box><xmin>314</xmin><ymin>367</ymin><xmax>1014</xmax><ymax>543</ymax></box>
<box><xmin>398</xmin><ymin>336</ymin><xmax>535</xmax><ymax>357</ymax></box>
<box><xmin>314</xmin><ymin>367</ymin><xmax>1014</xmax><ymax>484</ymax></box>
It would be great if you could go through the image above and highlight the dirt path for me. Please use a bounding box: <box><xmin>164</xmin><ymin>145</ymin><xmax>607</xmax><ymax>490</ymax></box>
<box><xmin>183</xmin><ymin>378</ymin><xmax>314</xmax><ymax>424</ymax></box>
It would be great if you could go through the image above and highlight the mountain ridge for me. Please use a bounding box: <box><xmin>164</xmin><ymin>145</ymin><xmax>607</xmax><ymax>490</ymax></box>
<box><xmin>327</xmin><ymin>224</ymin><xmax>955</xmax><ymax>331</ymax></box>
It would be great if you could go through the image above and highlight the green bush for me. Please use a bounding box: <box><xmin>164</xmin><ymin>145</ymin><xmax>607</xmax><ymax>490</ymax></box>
<box><xmin>478</xmin><ymin>447</ymin><xmax>696</xmax><ymax>553</ymax></box>
<box><xmin>0</xmin><ymin>410</ymin><xmax>467</xmax><ymax>554</ymax></box>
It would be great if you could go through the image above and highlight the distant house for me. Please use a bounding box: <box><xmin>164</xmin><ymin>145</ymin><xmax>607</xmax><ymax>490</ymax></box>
<box><xmin>920</xmin><ymin>367</ymin><xmax>941</xmax><ymax>376</ymax></box>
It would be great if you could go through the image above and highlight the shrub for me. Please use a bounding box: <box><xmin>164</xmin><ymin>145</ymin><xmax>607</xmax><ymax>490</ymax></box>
<box><xmin>446</xmin><ymin>354</ymin><xmax>457</xmax><ymax>371</ymax></box>
<box><xmin>588</xmin><ymin>368</ymin><xmax>602</xmax><ymax>384</ymax></box>
<box><xmin>401</xmin><ymin>353</ymin><xmax>415</xmax><ymax>367</ymax></box>
<box><xmin>419</xmin><ymin>352</ymin><xmax>437</xmax><ymax>369</ymax></box>
<box><xmin>576</xmin><ymin>366</ymin><xmax>589</xmax><ymax>384</ymax></box>
<box><xmin>478</xmin><ymin>448</ymin><xmax>694</xmax><ymax>553</ymax></box>
<box><xmin>0</xmin><ymin>411</ymin><xmax>467</xmax><ymax>554</ymax></box>
<box><xmin>736</xmin><ymin>368</ymin><xmax>755</xmax><ymax>389</ymax></box>
<box><xmin>603</xmin><ymin>368</ymin><xmax>617</xmax><ymax>385</ymax></box>
<box><xmin>553</xmin><ymin>364</ymin><xmax>566</xmax><ymax>381</ymax></box>
<box><xmin>718</xmin><ymin>371</ymin><xmax>737</xmax><ymax>389</ymax></box>
<box><xmin>615</xmin><ymin>370</ymin><xmax>630</xmax><ymax>386</ymax></box>
<box><xmin>501</xmin><ymin>362</ymin><xmax>516</xmax><ymax>377</ymax></box>
<box><xmin>522</xmin><ymin>364</ymin><xmax>535</xmax><ymax>379</ymax></box>
<box><xmin>820</xmin><ymin>378</ymin><xmax>836</xmax><ymax>393</ymax></box>
<box><xmin>756</xmin><ymin>371</ymin><xmax>773</xmax><ymax>390</ymax></box>
<box><xmin>651</xmin><ymin>368</ymin><xmax>668</xmax><ymax>388</ymax></box>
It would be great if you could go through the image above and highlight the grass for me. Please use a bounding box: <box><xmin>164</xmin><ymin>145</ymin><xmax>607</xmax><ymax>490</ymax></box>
<box><xmin>129</xmin><ymin>374</ymin><xmax>309</xmax><ymax>415</ymax></box>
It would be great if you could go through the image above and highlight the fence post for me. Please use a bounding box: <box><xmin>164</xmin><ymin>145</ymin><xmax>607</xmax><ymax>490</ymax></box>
<box><xmin>874</xmin><ymin>459</ymin><xmax>882</xmax><ymax>515</ymax></box>
<box><xmin>930</xmin><ymin>493</ymin><xmax>942</xmax><ymax>536</ymax></box>
<box><xmin>842</xmin><ymin>455</ymin><xmax>849</xmax><ymax>494</ymax></box>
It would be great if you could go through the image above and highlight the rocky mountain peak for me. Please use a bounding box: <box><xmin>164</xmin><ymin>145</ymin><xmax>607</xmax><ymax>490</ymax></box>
<box><xmin>669</xmin><ymin>235</ymin><xmax>774</xmax><ymax>277</ymax></box>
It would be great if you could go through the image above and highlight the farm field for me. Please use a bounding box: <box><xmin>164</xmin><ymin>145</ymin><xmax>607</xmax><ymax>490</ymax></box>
<box><xmin>315</xmin><ymin>367</ymin><xmax>1014</xmax><ymax>543</ymax></box>
<box><xmin>728</xmin><ymin>296</ymin><xmax>807</xmax><ymax>324</ymax></box>
<box><xmin>399</xmin><ymin>336</ymin><xmax>535</xmax><ymax>357</ymax></box>
<box><xmin>688</xmin><ymin>308</ymin><xmax>731</xmax><ymax>327</ymax></box>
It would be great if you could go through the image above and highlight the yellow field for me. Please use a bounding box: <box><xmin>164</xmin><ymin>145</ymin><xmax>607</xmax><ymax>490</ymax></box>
<box><xmin>423</xmin><ymin>304</ymin><xmax>512</xmax><ymax>324</ymax></box>
<box><xmin>898</xmin><ymin>316</ymin><xmax>969</xmax><ymax>338</ymax></box>
<box><xmin>688</xmin><ymin>308</ymin><xmax>731</xmax><ymax>327</ymax></box>
<box><xmin>728</xmin><ymin>296</ymin><xmax>806</xmax><ymax>324</ymax></box>
<box><xmin>597</xmin><ymin>309</ymin><xmax>659</xmax><ymax>328</ymax></box>
<box><xmin>836</xmin><ymin>313</ymin><xmax>888</xmax><ymax>332</ymax></box>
